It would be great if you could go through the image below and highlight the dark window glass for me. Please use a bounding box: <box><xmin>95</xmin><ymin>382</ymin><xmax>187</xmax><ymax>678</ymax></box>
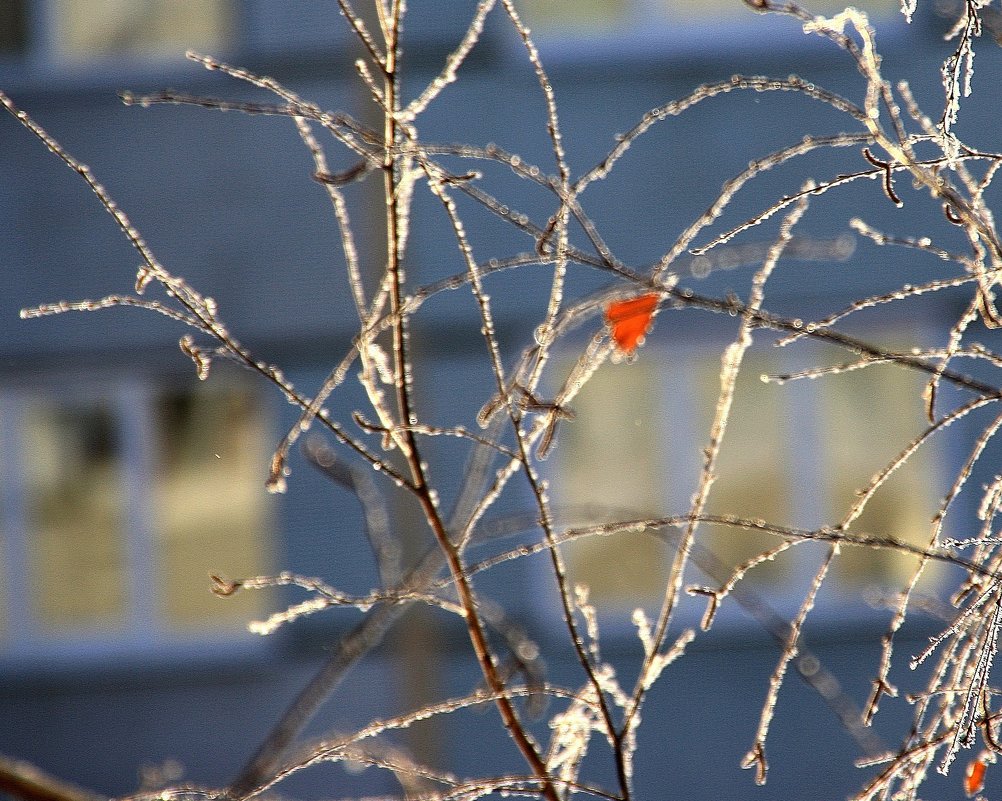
<box><xmin>0</xmin><ymin>1</ymin><xmax>29</xmax><ymax>56</ymax></box>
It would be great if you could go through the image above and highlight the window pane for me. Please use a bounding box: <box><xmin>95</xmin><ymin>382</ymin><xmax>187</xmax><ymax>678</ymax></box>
<box><xmin>552</xmin><ymin>360</ymin><xmax>671</xmax><ymax>606</ymax></box>
<box><xmin>550</xmin><ymin>351</ymin><xmax>798</xmax><ymax>608</ymax></box>
<box><xmin>819</xmin><ymin>361</ymin><xmax>942</xmax><ymax>590</ymax></box>
<box><xmin>699</xmin><ymin>353</ymin><xmax>796</xmax><ymax>589</ymax></box>
<box><xmin>153</xmin><ymin>383</ymin><xmax>274</xmax><ymax>631</ymax></box>
<box><xmin>525</xmin><ymin>0</ymin><xmax>899</xmax><ymax>35</ymax></box>
<box><xmin>658</xmin><ymin>0</ymin><xmax>899</xmax><ymax>20</ymax></box>
<box><xmin>51</xmin><ymin>0</ymin><xmax>232</xmax><ymax>60</ymax></box>
<box><xmin>0</xmin><ymin>0</ymin><xmax>29</xmax><ymax>56</ymax></box>
<box><xmin>522</xmin><ymin>0</ymin><xmax>630</xmax><ymax>34</ymax></box>
<box><xmin>23</xmin><ymin>400</ymin><xmax>128</xmax><ymax>632</ymax></box>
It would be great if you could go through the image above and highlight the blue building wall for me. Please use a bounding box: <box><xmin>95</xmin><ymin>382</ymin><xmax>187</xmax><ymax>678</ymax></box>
<box><xmin>2</xmin><ymin>3</ymin><xmax>1001</xmax><ymax>800</ymax></box>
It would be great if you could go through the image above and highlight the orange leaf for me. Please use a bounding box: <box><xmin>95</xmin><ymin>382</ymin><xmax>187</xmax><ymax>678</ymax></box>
<box><xmin>965</xmin><ymin>752</ymin><xmax>988</xmax><ymax>797</ymax></box>
<box><xmin>605</xmin><ymin>293</ymin><xmax>659</xmax><ymax>355</ymax></box>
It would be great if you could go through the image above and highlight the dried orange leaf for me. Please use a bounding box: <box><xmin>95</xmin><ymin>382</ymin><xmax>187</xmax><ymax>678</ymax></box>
<box><xmin>605</xmin><ymin>293</ymin><xmax>659</xmax><ymax>355</ymax></box>
<box><xmin>965</xmin><ymin>752</ymin><xmax>987</xmax><ymax>797</ymax></box>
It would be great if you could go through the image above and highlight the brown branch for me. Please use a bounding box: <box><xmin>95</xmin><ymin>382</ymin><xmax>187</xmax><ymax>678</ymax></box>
<box><xmin>0</xmin><ymin>755</ymin><xmax>108</xmax><ymax>801</ymax></box>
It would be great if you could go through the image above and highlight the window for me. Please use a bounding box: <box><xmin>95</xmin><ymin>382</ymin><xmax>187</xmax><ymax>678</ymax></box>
<box><xmin>24</xmin><ymin>399</ymin><xmax>129</xmax><ymax>633</ymax></box>
<box><xmin>549</xmin><ymin>347</ymin><xmax>805</xmax><ymax>616</ymax></box>
<box><xmin>524</xmin><ymin>0</ymin><xmax>900</xmax><ymax>32</ymax></box>
<box><xmin>0</xmin><ymin>1</ymin><xmax>235</xmax><ymax>66</ymax></box>
<box><xmin>553</xmin><ymin>359</ymin><xmax>674</xmax><ymax>607</ymax></box>
<box><xmin>48</xmin><ymin>0</ymin><xmax>233</xmax><ymax>61</ymax></box>
<box><xmin>0</xmin><ymin>373</ymin><xmax>276</xmax><ymax>657</ymax></box>
<box><xmin>548</xmin><ymin>326</ymin><xmax>947</xmax><ymax>624</ymax></box>
<box><xmin>0</xmin><ymin>1</ymin><xmax>29</xmax><ymax>56</ymax></box>
<box><xmin>695</xmin><ymin>350</ymin><xmax>803</xmax><ymax>592</ymax></box>
<box><xmin>153</xmin><ymin>385</ymin><xmax>274</xmax><ymax>631</ymax></box>
<box><xmin>816</xmin><ymin>355</ymin><xmax>943</xmax><ymax>590</ymax></box>
<box><xmin>524</xmin><ymin>0</ymin><xmax>631</xmax><ymax>35</ymax></box>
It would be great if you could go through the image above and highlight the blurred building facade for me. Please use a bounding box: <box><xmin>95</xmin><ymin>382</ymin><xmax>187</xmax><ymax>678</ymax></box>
<box><xmin>2</xmin><ymin>2</ymin><xmax>1000</xmax><ymax>799</ymax></box>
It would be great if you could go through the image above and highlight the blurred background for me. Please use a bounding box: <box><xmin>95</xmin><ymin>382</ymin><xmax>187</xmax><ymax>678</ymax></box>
<box><xmin>2</xmin><ymin>1</ymin><xmax>1001</xmax><ymax>798</ymax></box>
